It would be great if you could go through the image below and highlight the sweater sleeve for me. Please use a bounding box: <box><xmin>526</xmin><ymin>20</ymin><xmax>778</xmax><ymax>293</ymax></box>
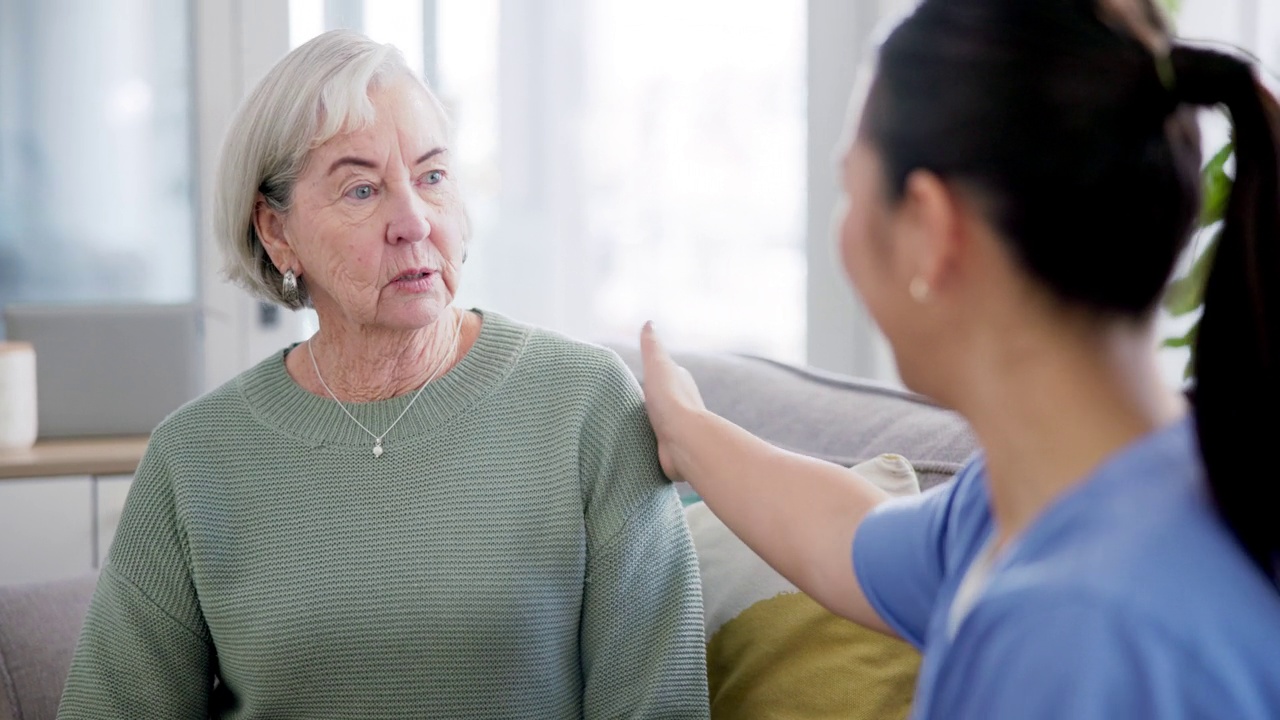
<box><xmin>57</xmin><ymin>436</ymin><xmax>215</xmax><ymax>719</ymax></box>
<box><xmin>577</xmin><ymin>354</ymin><xmax>710</xmax><ymax>719</ymax></box>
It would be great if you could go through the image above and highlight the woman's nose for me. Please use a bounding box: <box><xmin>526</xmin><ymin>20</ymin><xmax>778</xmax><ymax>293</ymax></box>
<box><xmin>385</xmin><ymin>185</ymin><xmax>431</xmax><ymax>245</ymax></box>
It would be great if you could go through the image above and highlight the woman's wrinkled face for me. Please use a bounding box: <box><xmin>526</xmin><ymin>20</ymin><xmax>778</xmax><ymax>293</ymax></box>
<box><xmin>283</xmin><ymin>77</ymin><xmax>465</xmax><ymax>331</ymax></box>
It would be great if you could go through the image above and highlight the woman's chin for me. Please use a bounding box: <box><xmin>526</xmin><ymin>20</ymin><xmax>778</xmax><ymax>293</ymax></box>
<box><xmin>380</xmin><ymin>298</ymin><xmax>455</xmax><ymax>331</ymax></box>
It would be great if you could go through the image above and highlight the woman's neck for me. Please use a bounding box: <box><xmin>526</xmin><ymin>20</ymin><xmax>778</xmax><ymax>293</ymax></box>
<box><xmin>290</xmin><ymin>307</ymin><xmax>477</xmax><ymax>402</ymax></box>
<box><xmin>953</xmin><ymin>318</ymin><xmax>1186</xmax><ymax>551</ymax></box>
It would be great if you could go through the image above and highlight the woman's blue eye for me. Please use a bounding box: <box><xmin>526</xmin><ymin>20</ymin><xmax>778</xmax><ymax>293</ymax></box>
<box><xmin>347</xmin><ymin>184</ymin><xmax>374</xmax><ymax>200</ymax></box>
<box><xmin>425</xmin><ymin>170</ymin><xmax>444</xmax><ymax>185</ymax></box>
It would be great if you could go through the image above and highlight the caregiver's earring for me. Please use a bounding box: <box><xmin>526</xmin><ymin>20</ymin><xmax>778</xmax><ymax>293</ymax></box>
<box><xmin>909</xmin><ymin>277</ymin><xmax>931</xmax><ymax>303</ymax></box>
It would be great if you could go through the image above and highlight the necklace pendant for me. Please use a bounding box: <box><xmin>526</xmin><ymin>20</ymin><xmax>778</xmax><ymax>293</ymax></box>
<box><xmin>372</xmin><ymin>440</ymin><xmax>384</xmax><ymax>458</ymax></box>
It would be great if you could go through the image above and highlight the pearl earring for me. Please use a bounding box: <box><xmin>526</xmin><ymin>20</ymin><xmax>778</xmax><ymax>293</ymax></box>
<box><xmin>909</xmin><ymin>277</ymin><xmax>930</xmax><ymax>303</ymax></box>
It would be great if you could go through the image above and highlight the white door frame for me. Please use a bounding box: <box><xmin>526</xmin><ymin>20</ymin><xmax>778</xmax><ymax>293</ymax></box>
<box><xmin>193</xmin><ymin>0</ymin><xmax>305</xmax><ymax>391</ymax></box>
<box><xmin>804</xmin><ymin>0</ymin><xmax>907</xmax><ymax>381</ymax></box>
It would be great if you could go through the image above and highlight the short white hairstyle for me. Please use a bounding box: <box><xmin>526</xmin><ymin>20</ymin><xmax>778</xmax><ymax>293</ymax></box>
<box><xmin>214</xmin><ymin>29</ymin><xmax>450</xmax><ymax>308</ymax></box>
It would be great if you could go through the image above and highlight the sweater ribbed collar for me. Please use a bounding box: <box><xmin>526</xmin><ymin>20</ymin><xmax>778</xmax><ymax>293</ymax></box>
<box><xmin>239</xmin><ymin>309</ymin><xmax>528</xmax><ymax>450</ymax></box>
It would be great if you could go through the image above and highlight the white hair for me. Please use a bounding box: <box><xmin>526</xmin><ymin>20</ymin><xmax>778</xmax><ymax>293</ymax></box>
<box><xmin>214</xmin><ymin>29</ymin><xmax>449</xmax><ymax>308</ymax></box>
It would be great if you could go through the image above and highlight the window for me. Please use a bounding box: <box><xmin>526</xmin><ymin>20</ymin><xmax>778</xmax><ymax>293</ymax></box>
<box><xmin>271</xmin><ymin>0</ymin><xmax>1280</xmax><ymax>385</ymax></box>
<box><xmin>438</xmin><ymin>0</ymin><xmax>808</xmax><ymax>362</ymax></box>
<box><xmin>0</xmin><ymin>0</ymin><xmax>196</xmax><ymax>336</ymax></box>
<box><xmin>287</xmin><ymin>0</ymin><xmax>807</xmax><ymax>362</ymax></box>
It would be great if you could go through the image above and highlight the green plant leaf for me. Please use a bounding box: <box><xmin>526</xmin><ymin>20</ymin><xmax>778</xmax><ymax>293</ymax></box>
<box><xmin>1164</xmin><ymin>227</ymin><xmax>1221</xmax><ymax>316</ymax></box>
<box><xmin>1156</xmin><ymin>0</ymin><xmax>1214</xmax><ymax>382</ymax></box>
<box><xmin>1159</xmin><ymin>318</ymin><xmax>1201</xmax><ymax>383</ymax></box>
<box><xmin>1162</xmin><ymin>141</ymin><xmax>1231</xmax><ymax>317</ymax></box>
<box><xmin>1183</xmin><ymin>320</ymin><xmax>1200</xmax><ymax>381</ymax></box>
<box><xmin>1161</xmin><ymin>323</ymin><xmax>1197</xmax><ymax>349</ymax></box>
<box><xmin>1200</xmin><ymin>142</ymin><xmax>1233</xmax><ymax>226</ymax></box>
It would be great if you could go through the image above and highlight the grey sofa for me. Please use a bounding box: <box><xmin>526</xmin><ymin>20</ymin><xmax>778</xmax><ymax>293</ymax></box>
<box><xmin>0</xmin><ymin>348</ymin><xmax>977</xmax><ymax>720</ymax></box>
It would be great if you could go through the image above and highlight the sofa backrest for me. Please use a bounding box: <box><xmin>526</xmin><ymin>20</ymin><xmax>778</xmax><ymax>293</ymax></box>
<box><xmin>609</xmin><ymin>346</ymin><xmax>978</xmax><ymax>490</ymax></box>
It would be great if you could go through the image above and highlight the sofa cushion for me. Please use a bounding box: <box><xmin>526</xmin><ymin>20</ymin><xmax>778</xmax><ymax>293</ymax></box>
<box><xmin>609</xmin><ymin>346</ymin><xmax>977</xmax><ymax>490</ymax></box>
<box><xmin>0</xmin><ymin>573</ymin><xmax>97</xmax><ymax>720</ymax></box>
<box><xmin>688</xmin><ymin>454</ymin><xmax>923</xmax><ymax>719</ymax></box>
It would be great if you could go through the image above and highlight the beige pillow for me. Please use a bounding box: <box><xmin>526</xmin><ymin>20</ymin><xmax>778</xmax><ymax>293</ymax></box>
<box><xmin>686</xmin><ymin>453</ymin><xmax>922</xmax><ymax>719</ymax></box>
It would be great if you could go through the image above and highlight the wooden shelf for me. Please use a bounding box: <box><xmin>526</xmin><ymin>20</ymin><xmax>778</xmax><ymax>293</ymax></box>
<box><xmin>0</xmin><ymin>436</ymin><xmax>149</xmax><ymax>480</ymax></box>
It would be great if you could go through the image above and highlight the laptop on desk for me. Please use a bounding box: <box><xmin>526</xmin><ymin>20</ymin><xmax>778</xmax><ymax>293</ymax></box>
<box><xmin>3</xmin><ymin>303</ymin><xmax>203</xmax><ymax>439</ymax></box>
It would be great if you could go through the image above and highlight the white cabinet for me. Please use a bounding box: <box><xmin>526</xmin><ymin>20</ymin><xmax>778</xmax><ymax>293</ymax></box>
<box><xmin>0</xmin><ymin>476</ymin><xmax>94</xmax><ymax>585</ymax></box>
<box><xmin>95</xmin><ymin>474</ymin><xmax>134</xmax><ymax>567</ymax></box>
<box><xmin>0</xmin><ymin>474</ymin><xmax>135</xmax><ymax>586</ymax></box>
<box><xmin>0</xmin><ymin>436</ymin><xmax>146</xmax><ymax>586</ymax></box>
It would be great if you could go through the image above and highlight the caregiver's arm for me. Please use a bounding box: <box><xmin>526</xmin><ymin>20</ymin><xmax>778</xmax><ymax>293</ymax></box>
<box><xmin>639</xmin><ymin>323</ymin><xmax>895</xmax><ymax>634</ymax></box>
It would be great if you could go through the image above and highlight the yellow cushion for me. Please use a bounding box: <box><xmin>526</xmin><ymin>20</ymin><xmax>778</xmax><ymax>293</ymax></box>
<box><xmin>687</xmin><ymin>453</ymin><xmax>923</xmax><ymax>719</ymax></box>
<box><xmin>707</xmin><ymin>591</ymin><xmax>920</xmax><ymax>719</ymax></box>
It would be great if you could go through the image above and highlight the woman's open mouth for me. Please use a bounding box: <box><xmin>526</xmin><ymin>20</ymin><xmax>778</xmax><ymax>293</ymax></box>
<box><xmin>391</xmin><ymin>268</ymin><xmax>436</xmax><ymax>292</ymax></box>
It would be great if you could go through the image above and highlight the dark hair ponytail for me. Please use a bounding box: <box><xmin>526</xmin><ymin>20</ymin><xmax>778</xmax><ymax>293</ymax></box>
<box><xmin>1173</xmin><ymin>46</ymin><xmax>1280</xmax><ymax>581</ymax></box>
<box><xmin>864</xmin><ymin>0</ymin><xmax>1280</xmax><ymax>583</ymax></box>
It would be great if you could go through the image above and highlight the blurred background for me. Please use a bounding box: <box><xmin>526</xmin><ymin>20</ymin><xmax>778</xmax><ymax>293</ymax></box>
<box><xmin>1</xmin><ymin>0</ymin><xmax>1276</xmax><ymax>390</ymax></box>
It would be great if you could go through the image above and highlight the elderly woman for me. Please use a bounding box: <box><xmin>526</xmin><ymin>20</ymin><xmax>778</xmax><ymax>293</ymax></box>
<box><xmin>58</xmin><ymin>30</ymin><xmax>706</xmax><ymax>719</ymax></box>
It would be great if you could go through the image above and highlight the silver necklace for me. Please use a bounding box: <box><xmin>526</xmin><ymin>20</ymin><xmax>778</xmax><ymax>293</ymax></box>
<box><xmin>306</xmin><ymin>315</ymin><xmax>463</xmax><ymax>458</ymax></box>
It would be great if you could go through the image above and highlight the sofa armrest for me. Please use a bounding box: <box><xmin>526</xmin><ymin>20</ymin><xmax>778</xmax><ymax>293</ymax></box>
<box><xmin>0</xmin><ymin>573</ymin><xmax>98</xmax><ymax>720</ymax></box>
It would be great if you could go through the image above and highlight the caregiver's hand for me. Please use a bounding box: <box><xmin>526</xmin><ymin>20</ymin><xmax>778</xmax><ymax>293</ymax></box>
<box><xmin>638</xmin><ymin>322</ymin><xmax>706</xmax><ymax>483</ymax></box>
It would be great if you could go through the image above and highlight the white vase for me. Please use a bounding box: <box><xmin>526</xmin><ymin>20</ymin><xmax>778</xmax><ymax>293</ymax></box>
<box><xmin>0</xmin><ymin>342</ymin><xmax>38</xmax><ymax>450</ymax></box>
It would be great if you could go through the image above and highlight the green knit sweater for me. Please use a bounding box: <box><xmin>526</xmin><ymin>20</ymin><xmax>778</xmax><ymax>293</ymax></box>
<box><xmin>58</xmin><ymin>310</ymin><xmax>708</xmax><ymax>719</ymax></box>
